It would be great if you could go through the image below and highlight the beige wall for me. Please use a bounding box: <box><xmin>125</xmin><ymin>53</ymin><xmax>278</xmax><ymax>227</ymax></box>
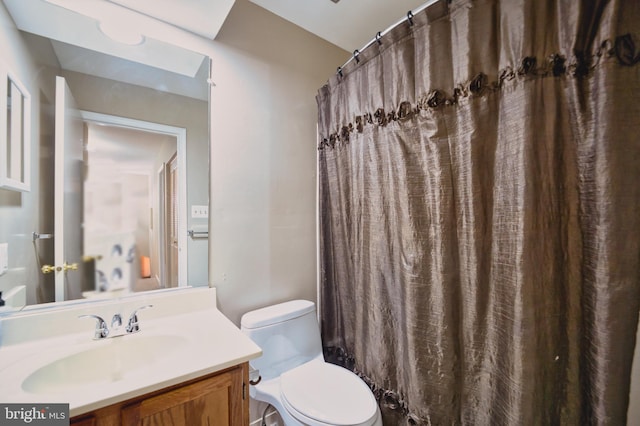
<box><xmin>206</xmin><ymin>5</ymin><xmax>348</xmax><ymax>421</ymax></box>
<box><xmin>207</xmin><ymin>0</ymin><xmax>348</xmax><ymax>326</ymax></box>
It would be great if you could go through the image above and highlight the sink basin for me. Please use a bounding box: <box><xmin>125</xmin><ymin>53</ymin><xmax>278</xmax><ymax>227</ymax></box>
<box><xmin>22</xmin><ymin>334</ymin><xmax>187</xmax><ymax>394</ymax></box>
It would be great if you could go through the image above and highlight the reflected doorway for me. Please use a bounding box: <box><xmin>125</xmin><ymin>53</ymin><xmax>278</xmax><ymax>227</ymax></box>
<box><xmin>80</xmin><ymin>112</ymin><xmax>187</xmax><ymax>296</ymax></box>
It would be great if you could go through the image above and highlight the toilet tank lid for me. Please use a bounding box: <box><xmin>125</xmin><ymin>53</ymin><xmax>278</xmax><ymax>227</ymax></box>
<box><xmin>241</xmin><ymin>300</ymin><xmax>316</xmax><ymax>329</ymax></box>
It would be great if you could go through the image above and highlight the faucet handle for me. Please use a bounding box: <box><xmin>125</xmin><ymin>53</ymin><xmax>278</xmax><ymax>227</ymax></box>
<box><xmin>126</xmin><ymin>304</ymin><xmax>153</xmax><ymax>334</ymax></box>
<box><xmin>111</xmin><ymin>313</ymin><xmax>123</xmax><ymax>330</ymax></box>
<box><xmin>79</xmin><ymin>314</ymin><xmax>109</xmax><ymax>339</ymax></box>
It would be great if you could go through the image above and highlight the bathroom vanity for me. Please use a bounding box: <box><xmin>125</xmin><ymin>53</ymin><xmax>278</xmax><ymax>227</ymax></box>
<box><xmin>0</xmin><ymin>288</ymin><xmax>261</xmax><ymax>425</ymax></box>
<box><xmin>71</xmin><ymin>363</ymin><xmax>248</xmax><ymax>425</ymax></box>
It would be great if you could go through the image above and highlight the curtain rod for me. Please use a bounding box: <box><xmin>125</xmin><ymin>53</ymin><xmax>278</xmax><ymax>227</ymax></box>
<box><xmin>336</xmin><ymin>0</ymin><xmax>442</xmax><ymax>76</ymax></box>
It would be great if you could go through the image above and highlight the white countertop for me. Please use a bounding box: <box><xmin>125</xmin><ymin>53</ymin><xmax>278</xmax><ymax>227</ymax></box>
<box><xmin>0</xmin><ymin>288</ymin><xmax>262</xmax><ymax>417</ymax></box>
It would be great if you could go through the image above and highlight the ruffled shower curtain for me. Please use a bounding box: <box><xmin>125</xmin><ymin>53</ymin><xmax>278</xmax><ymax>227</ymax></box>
<box><xmin>317</xmin><ymin>0</ymin><xmax>640</xmax><ymax>424</ymax></box>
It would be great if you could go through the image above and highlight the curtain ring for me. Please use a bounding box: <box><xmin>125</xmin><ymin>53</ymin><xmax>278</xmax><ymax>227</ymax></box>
<box><xmin>407</xmin><ymin>11</ymin><xmax>414</xmax><ymax>26</ymax></box>
<box><xmin>336</xmin><ymin>66</ymin><xmax>343</xmax><ymax>77</ymax></box>
<box><xmin>376</xmin><ymin>31</ymin><xmax>382</xmax><ymax>45</ymax></box>
<box><xmin>353</xmin><ymin>49</ymin><xmax>360</xmax><ymax>64</ymax></box>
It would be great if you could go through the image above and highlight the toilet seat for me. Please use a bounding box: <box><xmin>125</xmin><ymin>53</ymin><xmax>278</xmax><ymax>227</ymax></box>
<box><xmin>280</xmin><ymin>360</ymin><xmax>379</xmax><ymax>426</ymax></box>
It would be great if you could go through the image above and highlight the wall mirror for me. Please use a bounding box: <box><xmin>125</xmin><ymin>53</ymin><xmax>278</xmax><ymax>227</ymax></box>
<box><xmin>0</xmin><ymin>0</ymin><xmax>210</xmax><ymax>309</ymax></box>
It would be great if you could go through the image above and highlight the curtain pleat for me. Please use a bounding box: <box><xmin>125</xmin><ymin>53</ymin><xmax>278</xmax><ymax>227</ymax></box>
<box><xmin>317</xmin><ymin>0</ymin><xmax>640</xmax><ymax>424</ymax></box>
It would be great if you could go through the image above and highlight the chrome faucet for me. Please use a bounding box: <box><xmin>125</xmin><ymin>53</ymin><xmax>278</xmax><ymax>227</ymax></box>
<box><xmin>78</xmin><ymin>314</ymin><xmax>109</xmax><ymax>339</ymax></box>
<box><xmin>126</xmin><ymin>305</ymin><xmax>153</xmax><ymax>334</ymax></box>
<box><xmin>79</xmin><ymin>305</ymin><xmax>153</xmax><ymax>340</ymax></box>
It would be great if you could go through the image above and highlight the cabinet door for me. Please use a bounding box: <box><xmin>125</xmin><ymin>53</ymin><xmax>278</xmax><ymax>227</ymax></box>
<box><xmin>121</xmin><ymin>365</ymin><xmax>247</xmax><ymax>426</ymax></box>
<box><xmin>70</xmin><ymin>416</ymin><xmax>96</xmax><ymax>426</ymax></box>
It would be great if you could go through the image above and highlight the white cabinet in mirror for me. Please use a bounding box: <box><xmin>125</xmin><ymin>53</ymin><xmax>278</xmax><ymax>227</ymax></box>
<box><xmin>0</xmin><ymin>67</ymin><xmax>31</xmax><ymax>192</ymax></box>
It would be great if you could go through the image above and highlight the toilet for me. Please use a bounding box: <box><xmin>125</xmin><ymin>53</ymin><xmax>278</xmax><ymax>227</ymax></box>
<box><xmin>241</xmin><ymin>300</ymin><xmax>382</xmax><ymax>426</ymax></box>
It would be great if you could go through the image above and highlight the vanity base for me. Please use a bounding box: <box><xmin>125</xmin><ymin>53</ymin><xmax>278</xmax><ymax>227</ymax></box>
<box><xmin>71</xmin><ymin>363</ymin><xmax>249</xmax><ymax>426</ymax></box>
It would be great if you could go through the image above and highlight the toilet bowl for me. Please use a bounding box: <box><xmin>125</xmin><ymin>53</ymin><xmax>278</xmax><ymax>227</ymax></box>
<box><xmin>241</xmin><ymin>300</ymin><xmax>382</xmax><ymax>426</ymax></box>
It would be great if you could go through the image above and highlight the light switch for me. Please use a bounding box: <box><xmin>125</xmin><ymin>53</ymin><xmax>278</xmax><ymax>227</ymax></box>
<box><xmin>0</xmin><ymin>243</ymin><xmax>7</xmax><ymax>276</ymax></box>
<box><xmin>191</xmin><ymin>205</ymin><xmax>208</xmax><ymax>218</ymax></box>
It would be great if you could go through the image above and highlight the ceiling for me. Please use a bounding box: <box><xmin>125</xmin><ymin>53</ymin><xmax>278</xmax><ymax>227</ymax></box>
<box><xmin>108</xmin><ymin>0</ymin><xmax>430</xmax><ymax>52</ymax></box>
<box><xmin>3</xmin><ymin>0</ymin><xmax>210</xmax><ymax>78</ymax></box>
<box><xmin>108</xmin><ymin>0</ymin><xmax>235</xmax><ymax>41</ymax></box>
<box><xmin>85</xmin><ymin>123</ymin><xmax>176</xmax><ymax>176</ymax></box>
<box><xmin>2</xmin><ymin>0</ymin><xmax>429</xmax><ymax>94</ymax></box>
<box><xmin>247</xmin><ymin>0</ymin><xmax>429</xmax><ymax>52</ymax></box>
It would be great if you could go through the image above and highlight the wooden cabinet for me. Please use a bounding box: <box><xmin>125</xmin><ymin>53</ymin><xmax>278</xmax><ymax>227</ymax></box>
<box><xmin>71</xmin><ymin>363</ymin><xmax>249</xmax><ymax>426</ymax></box>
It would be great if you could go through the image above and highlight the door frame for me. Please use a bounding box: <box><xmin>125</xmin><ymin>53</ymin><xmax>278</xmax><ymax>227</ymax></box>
<box><xmin>54</xmin><ymin>76</ymin><xmax>83</xmax><ymax>302</ymax></box>
<box><xmin>156</xmin><ymin>163</ymin><xmax>167</xmax><ymax>287</ymax></box>
<box><xmin>80</xmin><ymin>111</ymin><xmax>188</xmax><ymax>288</ymax></box>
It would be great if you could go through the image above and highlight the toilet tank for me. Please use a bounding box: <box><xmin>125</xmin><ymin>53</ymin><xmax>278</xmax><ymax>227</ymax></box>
<box><xmin>241</xmin><ymin>300</ymin><xmax>323</xmax><ymax>381</ymax></box>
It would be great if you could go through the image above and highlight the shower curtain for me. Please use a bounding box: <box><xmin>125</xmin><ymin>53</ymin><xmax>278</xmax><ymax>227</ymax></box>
<box><xmin>316</xmin><ymin>0</ymin><xmax>640</xmax><ymax>424</ymax></box>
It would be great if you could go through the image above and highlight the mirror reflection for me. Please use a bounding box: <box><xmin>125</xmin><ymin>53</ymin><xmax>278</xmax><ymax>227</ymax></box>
<box><xmin>0</xmin><ymin>0</ymin><xmax>210</xmax><ymax>308</ymax></box>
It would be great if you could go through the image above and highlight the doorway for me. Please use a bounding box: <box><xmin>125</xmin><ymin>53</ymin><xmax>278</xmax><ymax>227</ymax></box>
<box><xmin>80</xmin><ymin>111</ymin><xmax>187</xmax><ymax>292</ymax></box>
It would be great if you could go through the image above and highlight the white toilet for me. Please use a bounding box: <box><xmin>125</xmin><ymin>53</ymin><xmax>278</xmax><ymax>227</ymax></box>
<box><xmin>241</xmin><ymin>300</ymin><xmax>382</xmax><ymax>426</ymax></box>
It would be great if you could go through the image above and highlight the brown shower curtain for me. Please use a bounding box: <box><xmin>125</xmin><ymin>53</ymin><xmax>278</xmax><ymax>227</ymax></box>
<box><xmin>317</xmin><ymin>0</ymin><xmax>640</xmax><ymax>424</ymax></box>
